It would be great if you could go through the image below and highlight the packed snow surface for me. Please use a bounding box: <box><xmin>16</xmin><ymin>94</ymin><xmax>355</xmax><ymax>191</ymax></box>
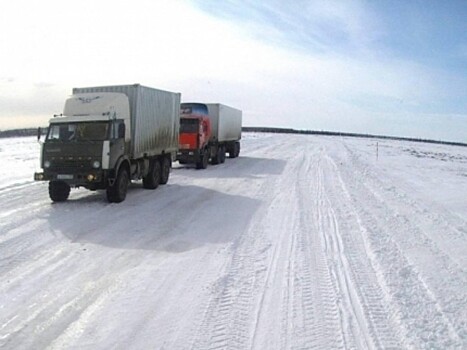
<box><xmin>1</xmin><ymin>133</ymin><xmax>466</xmax><ymax>349</ymax></box>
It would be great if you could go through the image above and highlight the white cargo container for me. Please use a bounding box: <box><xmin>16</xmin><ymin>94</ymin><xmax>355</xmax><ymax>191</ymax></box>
<box><xmin>73</xmin><ymin>84</ymin><xmax>180</xmax><ymax>159</ymax></box>
<box><xmin>205</xmin><ymin>104</ymin><xmax>242</xmax><ymax>143</ymax></box>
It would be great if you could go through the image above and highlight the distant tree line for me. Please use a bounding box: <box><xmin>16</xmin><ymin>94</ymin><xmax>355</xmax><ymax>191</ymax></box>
<box><xmin>1</xmin><ymin>126</ymin><xmax>465</xmax><ymax>147</ymax></box>
<box><xmin>0</xmin><ymin>128</ymin><xmax>42</xmax><ymax>138</ymax></box>
<box><xmin>242</xmin><ymin>127</ymin><xmax>467</xmax><ymax>147</ymax></box>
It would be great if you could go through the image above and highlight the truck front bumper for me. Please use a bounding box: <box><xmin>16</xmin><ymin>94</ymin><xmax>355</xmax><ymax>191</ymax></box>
<box><xmin>176</xmin><ymin>150</ymin><xmax>201</xmax><ymax>163</ymax></box>
<box><xmin>34</xmin><ymin>170</ymin><xmax>108</xmax><ymax>189</ymax></box>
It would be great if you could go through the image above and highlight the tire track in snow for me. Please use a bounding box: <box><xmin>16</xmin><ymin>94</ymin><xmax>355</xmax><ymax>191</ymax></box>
<box><xmin>0</xmin><ymin>184</ymin><xmax>110</xmax><ymax>279</ymax></box>
<box><xmin>191</xmin><ymin>235</ymin><xmax>258</xmax><ymax>350</ymax></box>
<box><xmin>0</xmin><ymin>183</ymin><xmax>229</xmax><ymax>348</ymax></box>
<box><xmin>344</xmin><ymin>141</ymin><xmax>467</xmax><ymax>266</ymax></box>
<box><xmin>287</xmin><ymin>148</ymin><xmax>346</xmax><ymax>350</ymax></box>
<box><xmin>250</xmin><ymin>157</ymin><xmax>301</xmax><ymax>350</ymax></box>
<box><xmin>282</xmin><ymin>143</ymin><xmax>404</xmax><ymax>349</ymax></box>
<box><xmin>1</xmin><ymin>263</ymin><xmax>127</xmax><ymax>349</ymax></box>
<box><xmin>190</xmin><ymin>140</ymin><xmax>305</xmax><ymax>350</ymax></box>
<box><xmin>320</xmin><ymin>151</ymin><xmax>406</xmax><ymax>349</ymax></box>
<box><xmin>330</xmin><ymin>141</ymin><xmax>465</xmax><ymax>348</ymax></box>
<box><xmin>190</xmin><ymin>183</ymin><xmax>277</xmax><ymax>349</ymax></box>
<box><xmin>0</xmin><ymin>183</ymin><xmax>64</xmax><ymax>278</ymax></box>
<box><xmin>0</xmin><ymin>183</ymin><xmax>49</xmax><ymax>239</ymax></box>
<box><xmin>192</xmin><ymin>138</ymin><xmax>400</xmax><ymax>349</ymax></box>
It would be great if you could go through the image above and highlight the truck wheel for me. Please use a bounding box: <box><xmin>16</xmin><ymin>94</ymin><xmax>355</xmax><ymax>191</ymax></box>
<box><xmin>219</xmin><ymin>146</ymin><xmax>226</xmax><ymax>164</ymax></box>
<box><xmin>196</xmin><ymin>153</ymin><xmax>208</xmax><ymax>169</ymax></box>
<box><xmin>106</xmin><ymin>168</ymin><xmax>129</xmax><ymax>203</ymax></box>
<box><xmin>49</xmin><ymin>181</ymin><xmax>70</xmax><ymax>202</ymax></box>
<box><xmin>143</xmin><ymin>159</ymin><xmax>161</xmax><ymax>189</ymax></box>
<box><xmin>229</xmin><ymin>142</ymin><xmax>239</xmax><ymax>158</ymax></box>
<box><xmin>160</xmin><ymin>157</ymin><xmax>171</xmax><ymax>185</ymax></box>
<box><xmin>234</xmin><ymin>142</ymin><xmax>240</xmax><ymax>158</ymax></box>
<box><xmin>211</xmin><ymin>148</ymin><xmax>220</xmax><ymax>165</ymax></box>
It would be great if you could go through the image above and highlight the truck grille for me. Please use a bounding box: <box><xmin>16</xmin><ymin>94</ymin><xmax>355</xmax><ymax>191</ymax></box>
<box><xmin>49</xmin><ymin>158</ymin><xmax>92</xmax><ymax>169</ymax></box>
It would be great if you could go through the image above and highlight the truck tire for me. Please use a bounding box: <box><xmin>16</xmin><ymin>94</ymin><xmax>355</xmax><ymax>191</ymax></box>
<box><xmin>234</xmin><ymin>142</ymin><xmax>240</xmax><ymax>158</ymax></box>
<box><xmin>143</xmin><ymin>159</ymin><xmax>161</xmax><ymax>189</ymax></box>
<box><xmin>219</xmin><ymin>146</ymin><xmax>226</xmax><ymax>164</ymax></box>
<box><xmin>211</xmin><ymin>148</ymin><xmax>220</xmax><ymax>165</ymax></box>
<box><xmin>229</xmin><ymin>142</ymin><xmax>239</xmax><ymax>158</ymax></box>
<box><xmin>106</xmin><ymin>168</ymin><xmax>129</xmax><ymax>203</ymax></box>
<box><xmin>49</xmin><ymin>181</ymin><xmax>70</xmax><ymax>202</ymax></box>
<box><xmin>160</xmin><ymin>157</ymin><xmax>171</xmax><ymax>185</ymax></box>
<box><xmin>228</xmin><ymin>147</ymin><xmax>235</xmax><ymax>158</ymax></box>
<box><xmin>196</xmin><ymin>153</ymin><xmax>208</xmax><ymax>169</ymax></box>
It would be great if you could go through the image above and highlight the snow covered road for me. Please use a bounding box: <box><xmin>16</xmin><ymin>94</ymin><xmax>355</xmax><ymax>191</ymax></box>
<box><xmin>1</xmin><ymin>133</ymin><xmax>466</xmax><ymax>349</ymax></box>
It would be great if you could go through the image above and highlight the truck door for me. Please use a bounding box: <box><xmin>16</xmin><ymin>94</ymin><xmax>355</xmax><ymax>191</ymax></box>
<box><xmin>200</xmin><ymin>118</ymin><xmax>211</xmax><ymax>148</ymax></box>
<box><xmin>107</xmin><ymin>121</ymin><xmax>126</xmax><ymax>170</ymax></box>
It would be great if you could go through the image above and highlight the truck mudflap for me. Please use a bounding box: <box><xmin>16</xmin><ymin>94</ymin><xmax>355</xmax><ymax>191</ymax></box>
<box><xmin>105</xmin><ymin>167</ymin><xmax>117</xmax><ymax>187</ymax></box>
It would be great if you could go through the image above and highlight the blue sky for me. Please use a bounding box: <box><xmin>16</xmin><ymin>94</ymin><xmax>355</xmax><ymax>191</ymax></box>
<box><xmin>0</xmin><ymin>0</ymin><xmax>466</xmax><ymax>142</ymax></box>
<box><xmin>194</xmin><ymin>1</ymin><xmax>467</xmax><ymax>68</ymax></box>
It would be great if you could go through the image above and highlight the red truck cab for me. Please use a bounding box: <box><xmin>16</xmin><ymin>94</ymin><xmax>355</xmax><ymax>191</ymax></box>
<box><xmin>177</xmin><ymin>104</ymin><xmax>212</xmax><ymax>169</ymax></box>
<box><xmin>179</xmin><ymin>115</ymin><xmax>211</xmax><ymax>151</ymax></box>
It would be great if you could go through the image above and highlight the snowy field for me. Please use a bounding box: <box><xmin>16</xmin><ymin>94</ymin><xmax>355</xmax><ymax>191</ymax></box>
<box><xmin>0</xmin><ymin>133</ymin><xmax>466</xmax><ymax>349</ymax></box>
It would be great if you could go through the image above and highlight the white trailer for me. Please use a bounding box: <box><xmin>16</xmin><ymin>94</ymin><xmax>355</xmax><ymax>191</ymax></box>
<box><xmin>205</xmin><ymin>104</ymin><xmax>242</xmax><ymax>143</ymax></box>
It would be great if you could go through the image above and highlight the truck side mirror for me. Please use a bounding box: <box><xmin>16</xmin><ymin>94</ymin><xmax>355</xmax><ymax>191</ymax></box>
<box><xmin>37</xmin><ymin>127</ymin><xmax>42</xmax><ymax>141</ymax></box>
<box><xmin>118</xmin><ymin>123</ymin><xmax>126</xmax><ymax>139</ymax></box>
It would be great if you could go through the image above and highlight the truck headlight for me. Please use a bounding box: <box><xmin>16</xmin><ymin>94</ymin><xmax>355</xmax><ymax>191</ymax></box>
<box><xmin>44</xmin><ymin>161</ymin><xmax>51</xmax><ymax>168</ymax></box>
<box><xmin>92</xmin><ymin>161</ymin><xmax>101</xmax><ymax>169</ymax></box>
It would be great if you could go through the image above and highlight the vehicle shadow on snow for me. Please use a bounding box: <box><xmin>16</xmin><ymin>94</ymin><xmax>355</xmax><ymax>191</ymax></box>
<box><xmin>45</xmin><ymin>184</ymin><xmax>261</xmax><ymax>253</ymax></box>
<box><xmin>173</xmin><ymin>156</ymin><xmax>286</xmax><ymax>178</ymax></box>
<box><xmin>47</xmin><ymin>182</ymin><xmax>148</xmax><ymax>204</ymax></box>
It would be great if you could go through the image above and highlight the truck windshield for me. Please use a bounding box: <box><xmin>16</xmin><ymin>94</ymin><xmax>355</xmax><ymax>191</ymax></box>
<box><xmin>47</xmin><ymin>122</ymin><xmax>110</xmax><ymax>142</ymax></box>
<box><xmin>180</xmin><ymin>119</ymin><xmax>199</xmax><ymax>133</ymax></box>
